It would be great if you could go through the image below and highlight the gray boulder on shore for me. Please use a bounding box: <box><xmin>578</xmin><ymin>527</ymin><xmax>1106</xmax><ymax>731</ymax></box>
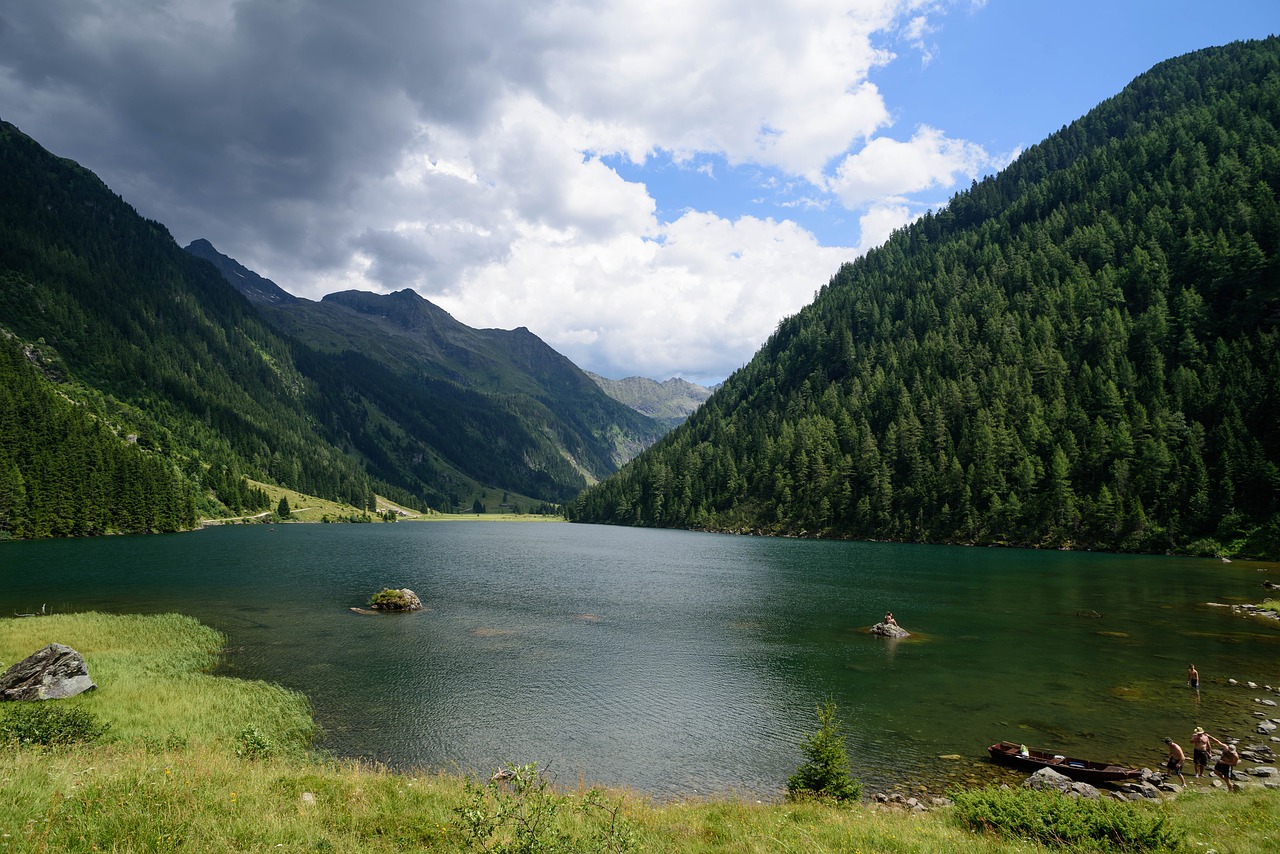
<box><xmin>0</xmin><ymin>643</ymin><xmax>97</xmax><ymax>701</ymax></box>
<box><xmin>1023</xmin><ymin>766</ymin><xmax>1101</xmax><ymax>799</ymax></box>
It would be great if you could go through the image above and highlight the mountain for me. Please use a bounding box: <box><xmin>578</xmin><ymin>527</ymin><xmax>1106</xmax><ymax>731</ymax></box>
<box><xmin>0</xmin><ymin>118</ymin><xmax>663</xmax><ymax>537</ymax></box>
<box><xmin>569</xmin><ymin>38</ymin><xmax>1280</xmax><ymax>560</ymax></box>
<box><xmin>186</xmin><ymin>239</ymin><xmax>666</xmax><ymax>480</ymax></box>
<box><xmin>0</xmin><ymin>118</ymin><xmax>382</xmax><ymax>526</ymax></box>
<box><xmin>185</xmin><ymin>238</ymin><xmax>297</xmax><ymax>306</ymax></box>
<box><xmin>586</xmin><ymin>372</ymin><xmax>713</xmax><ymax>431</ymax></box>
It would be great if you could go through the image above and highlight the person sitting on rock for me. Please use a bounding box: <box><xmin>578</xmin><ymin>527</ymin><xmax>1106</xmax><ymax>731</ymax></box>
<box><xmin>884</xmin><ymin>611</ymin><xmax>897</xmax><ymax>626</ymax></box>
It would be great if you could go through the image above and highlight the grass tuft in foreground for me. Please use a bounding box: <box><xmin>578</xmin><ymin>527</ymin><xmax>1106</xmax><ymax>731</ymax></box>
<box><xmin>951</xmin><ymin>785</ymin><xmax>1182</xmax><ymax>850</ymax></box>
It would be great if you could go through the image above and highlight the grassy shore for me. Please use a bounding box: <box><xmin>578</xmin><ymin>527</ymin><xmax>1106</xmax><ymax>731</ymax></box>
<box><xmin>200</xmin><ymin>482</ymin><xmax>565</xmax><ymax>526</ymax></box>
<box><xmin>2</xmin><ymin>613</ymin><xmax>1277</xmax><ymax>852</ymax></box>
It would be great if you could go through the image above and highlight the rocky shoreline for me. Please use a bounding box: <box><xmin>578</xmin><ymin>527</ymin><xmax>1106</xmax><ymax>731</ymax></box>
<box><xmin>868</xmin><ymin>672</ymin><xmax>1280</xmax><ymax>812</ymax></box>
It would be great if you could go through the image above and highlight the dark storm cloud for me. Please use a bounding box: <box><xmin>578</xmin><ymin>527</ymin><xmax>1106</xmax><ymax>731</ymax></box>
<box><xmin>0</xmin><ymin>0</ymin><xmax>543</xmax><ymax>283</ymax></box>
<box><xmin>0</xmin><ymin>1</ymin><xmax>970</xmax><ymax>381</ymax></box>
<box><xmin>352</xmin><ymin>227</ymin><xmax>441</xmax><ymax>287</ymax></box>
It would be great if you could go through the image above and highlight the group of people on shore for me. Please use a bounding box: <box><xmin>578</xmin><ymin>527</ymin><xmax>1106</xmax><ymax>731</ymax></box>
<box><xmin>1163</xmin><ymin>728</ymin><xmax>1239</xmax><ymax>790</ymax></box>
<box><xmin>1161</xmin><ymin>664</ymin><xmax>1242</xmax><ymax>792</ymax></box>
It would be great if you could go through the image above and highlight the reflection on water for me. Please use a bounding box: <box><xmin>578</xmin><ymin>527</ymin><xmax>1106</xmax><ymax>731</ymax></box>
<box><xmin>1</xmin><ymin>523</ymin><xmax>1276</xmax><ymax>797</ymax></box>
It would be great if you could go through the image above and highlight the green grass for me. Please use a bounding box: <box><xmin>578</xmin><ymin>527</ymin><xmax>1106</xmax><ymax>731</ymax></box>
<box><xmin>2</xmin><ymin>612</ymin><xmax>1277</xmax><ymax>852</ymax></box>
<box><xmin>0</xmin><ymin>612</ymin><xmax>315</xmax><ymax>753</ymax></box>
<box><xmin>207</xmin><ymin>482</ymin><xmax>566</xmax><ymax>525</ymax></box>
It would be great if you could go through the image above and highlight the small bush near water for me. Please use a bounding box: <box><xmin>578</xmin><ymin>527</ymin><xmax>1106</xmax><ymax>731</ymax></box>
<box><xmin>786</xmin><ymin>698</ymin><xmax>862</xmax><ymax>803</ymax></box>
<box><xmin>951</xmin><ymin>785</ymin><xmax>1183</xmax><ymax>851</ymax></box>
<box><xmin>0</xmin><ymin>701</ymin><xmax>109</xmax><ymax>746</ymax></box>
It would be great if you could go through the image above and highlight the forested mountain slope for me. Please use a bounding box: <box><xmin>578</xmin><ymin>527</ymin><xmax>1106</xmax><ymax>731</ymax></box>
<box><xmin>187</xmin><ymin>239</ymin><xmax>666</xmax><ymax>475</ymax></box>
<box><xmin>0</xmin><ymin>333</ymin><xmax>195</xmax><ymax>538</ymax></box>
<box><xmin>569</xmin><ymin>38</ymin><xmax>1280</xmax><ymax>560</ymax></box>
<box><xmin>0</xmin><ymin>119</ymin><xmax>380</xmax><ymax>524</ymax></box>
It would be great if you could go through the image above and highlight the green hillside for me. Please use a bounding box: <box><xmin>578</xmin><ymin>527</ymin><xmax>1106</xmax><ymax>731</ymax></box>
<box><xmin>569</xmin><ymin>38</ymin><xmax>1280</xmax><ymax>560</ymax></box>
<box><xmin>0</xmin><ymin>333</ymin><xmax>195</xmax><ymax>538</ymax></box>
<box><xmin>0</xmin><ymin>119</ymin><xmax>382</xmax><ymax>520</ymax></box>
<box><xmin>0</xmin><ymin>119</ymin><xmax>659</xmax><ymax>536</ymax></box>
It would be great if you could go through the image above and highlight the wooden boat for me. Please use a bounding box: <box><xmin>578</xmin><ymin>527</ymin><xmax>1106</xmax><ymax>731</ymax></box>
<box><xmin>987</xmin><ymin>741</ymin><xmax>1142</xmax><ymax>784</ymax></box>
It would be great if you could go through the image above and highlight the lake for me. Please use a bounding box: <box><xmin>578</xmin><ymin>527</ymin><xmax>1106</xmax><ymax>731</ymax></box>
<box><xmin>2</xmin><ymin>522</ymin><xmax>1277</xmax><ymax>797</ymax></box>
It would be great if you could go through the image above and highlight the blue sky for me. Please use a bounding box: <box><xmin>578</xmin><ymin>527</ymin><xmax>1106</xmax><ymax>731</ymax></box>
<box><xmin>1</xmin><ymin>1</ymin><xmax>1276</xmax><ymax>384</ymax></box>
<box><xmin>615</xmin><ymin>0</ymin><xmax>1280</xmax><ymax>253</ymax></box>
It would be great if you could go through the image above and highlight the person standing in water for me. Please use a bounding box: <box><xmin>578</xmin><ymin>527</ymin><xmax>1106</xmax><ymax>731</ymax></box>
<box><xmin>1162</xmin><ymin>738</ymin><xmax>1187</xmax><ymax>786</ymax></box>
<box><xmin>1213</xmin><ymin>743</ymin><xmax>1241</xmax><ymax>792</ymax></box>
<box><xmin>1187</xmin><ymin>663</ymin><xmax>1199</xmax><ymax>691</ymax></box>
<box><xmin>1190</xmin><ymin>727</ymin><xmax>1225</xmax><ymax>778</ymax></box>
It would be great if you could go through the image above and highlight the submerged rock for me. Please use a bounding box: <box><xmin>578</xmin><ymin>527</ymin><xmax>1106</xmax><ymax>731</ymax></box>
<box><xmin>0</xmin><ymin>643</ymin><xmax>96</xmax><ymax>701</ymax></box>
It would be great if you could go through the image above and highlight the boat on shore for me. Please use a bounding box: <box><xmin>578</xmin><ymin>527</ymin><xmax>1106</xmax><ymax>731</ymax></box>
<box><xmin>987</xmin><ymin>741</ymin><xmax>1143</xmax><ymax>784</ymax></box>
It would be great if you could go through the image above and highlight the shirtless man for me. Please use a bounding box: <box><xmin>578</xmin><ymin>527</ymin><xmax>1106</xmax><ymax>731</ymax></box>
<box><xmin>1162</xmin><ymin>738</ymin><xmax>1187</xmax><ymax>786</ymax></box>
<box><xmin>1190</xmin><ymin>727</ymin><xmax>1225</xmax><ymax>778</ymax></box>
<box><xmin>1187</xmin><ymin>663</ymin><xmax>1199</xmax><ymax>691</ymax></box>
<box><xmin>1213</xmin><ymin>743</ymin><xmax>1241</xmax><ymax>792</ymax></box>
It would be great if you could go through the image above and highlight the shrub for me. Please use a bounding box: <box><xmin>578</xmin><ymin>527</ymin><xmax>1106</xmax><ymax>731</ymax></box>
<box><xmin>951</xmin><ymin>785</ymin><xmax>1183</xmax><ymax>850</ymax></box>
<box><xmin>454</xmin><ymin>762</ymin><xmax>570</xmax><ymax>853</ymax></box>
<box><xmin>452</xmin><ymin>762</ymin><xmax>636</xmax><ymax>853</ymax></box>
<box><xmin>0</xmin><ymin>702</ymin><xmax>109</xmax><ymax>746</ymax></box>
<box><xmin>786</xmin><ymin>698</ymin><xmax>862</xmax><ymax>803</ymax></box>
<box><xmin>235</xmin><ymin>725</ymin><xmax>275</xmax><ymax>760</ymax></box>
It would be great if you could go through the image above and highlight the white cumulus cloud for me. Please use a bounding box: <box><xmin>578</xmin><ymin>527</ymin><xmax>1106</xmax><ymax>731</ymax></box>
<box><xmin>0</xmin><ymin>0</ymin><xmax>996</xmax><ymax>382</ymax></box>
<box><xmin>827</xmin><ymin>125</ymin><xmax>996</xmax><ymax>208</ymax></box>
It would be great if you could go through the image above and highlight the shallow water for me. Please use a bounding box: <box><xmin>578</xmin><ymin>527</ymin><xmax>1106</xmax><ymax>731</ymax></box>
<box><xmin>2</xmin><ymin>522</ymin><xmax>1276</xmax><ymax>797</ymax></box>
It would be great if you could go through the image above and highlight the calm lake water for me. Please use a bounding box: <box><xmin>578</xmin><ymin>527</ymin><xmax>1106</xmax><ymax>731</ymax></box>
<box><xmin>2</xmin><ymin>522</ymin><xmax>1277</xmax><ymax>797</ymax></box>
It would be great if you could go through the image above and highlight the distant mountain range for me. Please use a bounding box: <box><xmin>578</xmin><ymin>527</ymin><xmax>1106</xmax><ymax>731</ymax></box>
<box><xmin>585</xmin><ymin>372</ymin><xmax>713</xmax><ymax>431</ymax></box>
<box><xmin>0</xmin><ymin>119</ymin><xmax>667</xmax><ymax>536</ymax></box>
<box><xmin>186</xmin><ymin>238</ymin><xmax>665</xmax><ymax>475</ymax></box>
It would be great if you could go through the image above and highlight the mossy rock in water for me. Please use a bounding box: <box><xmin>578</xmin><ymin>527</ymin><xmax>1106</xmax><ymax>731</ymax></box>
<box><xmin>368</xmin><ymin>588</ymin><xmax>423</xmax><ymax>611</ymax></box>
<box><xmin>1097</xmin><ymin>630</ymin><xmax>1130</xmax><ymax>638</ymax></box>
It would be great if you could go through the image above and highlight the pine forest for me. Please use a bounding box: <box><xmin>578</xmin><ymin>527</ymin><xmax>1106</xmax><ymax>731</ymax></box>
<box><xmin>569</xmin><ymin>39</ymin><xmax>1280</xmax><ymax>560</ymax></box>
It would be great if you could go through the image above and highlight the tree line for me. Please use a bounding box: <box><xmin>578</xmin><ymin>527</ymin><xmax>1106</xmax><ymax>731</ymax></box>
<box><xmin>0</xmin><ymin>335</ymin><xmax>195</xmax><ymax>537</ymax></box>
